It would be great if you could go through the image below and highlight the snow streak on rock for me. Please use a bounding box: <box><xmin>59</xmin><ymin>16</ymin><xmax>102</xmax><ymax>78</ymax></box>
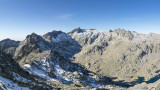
<box><xmin>0</xmin><ymin>76</ymin><xmax>29</xmax><ymax>90</ymax></box>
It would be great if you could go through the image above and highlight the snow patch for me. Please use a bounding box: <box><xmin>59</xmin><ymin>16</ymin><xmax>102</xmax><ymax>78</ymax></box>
<box><xmin>132</xmin><ymin>32</ymin><xmax>149</xmax><ymax>42</ymax></box>
<box><xmin>22</xmin><ymin>57</ymin><xmax>101</xmax><ymax>88</ymax></box>
<box><xmin>23</xmin><ymin>64</ymin><xmax>31</xmax><ymax>68</ymax></box>
<box><xmin>22</xmin><ymin>58</ymin><xmax>55</xmax><ymax>81</ymax></box>
<box><xmin>52</xmin><ymin>33</ymin><xmax>73</xmax><ymax>43</ymax></box>
<box><xmin>72</xmin><ymin>29</ymin><xmax>100</xmax><ymax>39</ymax></box>
<box><xmin>22</xmin><ymin>58</ymin><xmax>79</xmax><ymax>84</ymax></box>
<box><xmin>23</xmin><ymin>64</ymin><xmax>54</xmax><ymax>81</ymax></box>
<box><xmin>54</xmin><ymin>65</ymin><xmax>79</xmax><ymax>84</ymax></box>
<box><xmin>0</xmin><ymin>76</ymin><xmax>30</xmax><ymax>90</ymax></box>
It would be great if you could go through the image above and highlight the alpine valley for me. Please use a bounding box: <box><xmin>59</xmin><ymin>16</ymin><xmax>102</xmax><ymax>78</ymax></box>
<box><xmin>1</xmin><ymin>28</ymin><xmax>160</xmax><ymax>90</ymax></box>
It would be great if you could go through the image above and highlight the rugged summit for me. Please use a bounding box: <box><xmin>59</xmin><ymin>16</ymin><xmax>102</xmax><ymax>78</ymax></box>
<box><xmin>14</xmin><ymin>31</ymin><xmax>81</xmax><ymax>63</ymax></box>
<box><xmin>43</xmin><ymin>30</ymin><xmax>81</xmax><ymax>58</ymax></box>
<box><xmin>1</xmin><ymin>28</ymin><xmax>160</xmax><ymax>89</ymax></box>
<box><xmin>14</xmin><ymin>33</ymin><xmax>50</xmax><ymax>61</ymax></box>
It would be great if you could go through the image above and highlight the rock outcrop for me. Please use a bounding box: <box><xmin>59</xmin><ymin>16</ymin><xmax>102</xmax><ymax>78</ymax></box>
<box><xmin>0</xmin><ymin>38</ymin><xmax>20</xmax><ymax>56</ymax></box>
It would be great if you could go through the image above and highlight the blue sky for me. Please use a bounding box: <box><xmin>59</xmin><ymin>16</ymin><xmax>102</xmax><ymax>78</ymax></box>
<box><xmin>0</xmin><ymin>0</ymin><xmax>160</xmax><ymax>40</ymax></box>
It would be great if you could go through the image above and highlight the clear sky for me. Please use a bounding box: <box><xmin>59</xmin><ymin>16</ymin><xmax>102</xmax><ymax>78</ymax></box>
<box><xmin>0</xmin><ymin>0</ymin><xmax>160</xmax><ymax>40</ymax></box>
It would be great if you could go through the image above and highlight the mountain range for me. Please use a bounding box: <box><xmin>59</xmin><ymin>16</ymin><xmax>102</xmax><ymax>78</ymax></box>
<box><xmin>1</xmin><ymin>28</ymin><xmax>160</xmax><ymax>90</ymax></box>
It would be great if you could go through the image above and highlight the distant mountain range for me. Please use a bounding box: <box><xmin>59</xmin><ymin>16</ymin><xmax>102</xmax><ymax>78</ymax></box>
<box><xmin>1</xmin><ymin>28</ymin><xmax>160</xmax><ymax>89</ymax></box>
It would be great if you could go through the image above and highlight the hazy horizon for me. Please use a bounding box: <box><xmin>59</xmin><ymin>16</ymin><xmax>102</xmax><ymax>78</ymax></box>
<box><xmin>0</xmin><ymin>0</ymin><xmax>160</xmax><ymax>40</ymax></box>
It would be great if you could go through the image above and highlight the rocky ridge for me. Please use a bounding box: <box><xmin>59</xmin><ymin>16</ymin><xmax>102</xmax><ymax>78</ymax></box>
<box><xmin>69</xmin><ymin>28</ymin><xmax>160</xmax><ymax>89</ymax></box>
<box><xmin>12</xmin><ymin>30</ymin><xmax>118</xmax><ymax>89</ymax></box>
<box><xmin>1</xmin><ymin>28</ymin><xmax>160</xmax><ymax>89</ymax></box>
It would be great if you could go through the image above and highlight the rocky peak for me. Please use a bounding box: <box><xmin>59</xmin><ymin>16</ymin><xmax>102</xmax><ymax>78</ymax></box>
<box><xmin>26</xmin><ymin>33</ymin><xmax>43</xmax><ymax>44</ymax></box>
<box><xmin>43</xmin><ymin>30</ymin><xmax>78</xmax><ymax>46</ymax></box>
<box><xmin>14</xmin><ymin>30</ymin><xmax>81</xmax><ymax>61</ymax></box>
<box><xmin>43</xmin><ymin>30</ymin><xmax>66</xmax><ymax>43</ymax></box>
<box><xmin>25</xmin><ymin>33</ymin><xmax>50</xmax><ymax>51</ymax></box>
<box><xmin>0</xmin><ymin>38</ymin><xmax>20</xmax><ymax>47</ymax></box>
<box><xmin>0</xmin><ymin>38</ymin><xmax>20</xmax><ymax>55</ymax></box>
<box><xmin>14</xmin><ymin>33</ymin><xmax>50</xmax><ymax>61</ymax></box>
<box><xmin>112</xmin><ymin>29</ymin><xmax>134</xmax><ymax>40</ymax></box>
<box><xmin>43</xmin><ymin>30</ymin><xmax>63</xmax><ymax>39</ymax></box>
<box><xmin>43</xmin><ymin>30</ymin><xmax>81</xmax><ymax>58</ymax></box>
<box><xmin>68</xmin><ymin>27</ymin><xmax>84</xmax><ymax>34</ymax></box>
